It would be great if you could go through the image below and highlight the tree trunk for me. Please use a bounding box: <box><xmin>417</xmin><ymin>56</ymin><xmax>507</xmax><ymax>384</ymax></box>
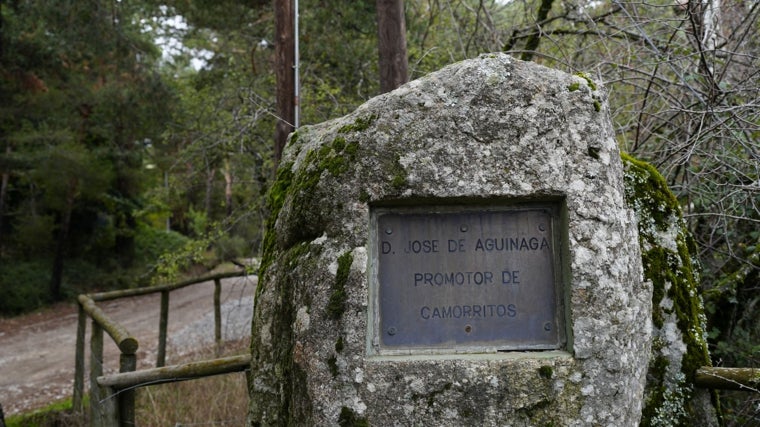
<box><xmin>205</xmin><ymin>166</ymin><xmax>216</xmax><ymax>224</ymax></box>
<box><xmin>50</xmin><ymin>177</ymin><xmax>78</xmax><ymax>301</ymax></box>
<box><xmin>377</xmin><ymin>0</ymin><xmax>409</xmax><ymax>93</ymax></box>
<box><xmin>223</xmin><ymin>158</ymin><xmax>233</xmax><ymax>218</ymax></box>
<box><xmin>0</xmin><ymin>145</ymin><xmax>10</xmax><ymax>249</ymax></box>
<box><xmin>274</xmin><ymin>0</ymin><xmax>295</xmax><ymax>166</ymax></box>
<box><xmin>521</xmin><ymin>0</ymin><xmax>555</xmax><ymax>62</ymax></box>
<box><xmin>0</xmin><ymin>0</ymin><xmax>4</xmax><ymax>60</ymax></box>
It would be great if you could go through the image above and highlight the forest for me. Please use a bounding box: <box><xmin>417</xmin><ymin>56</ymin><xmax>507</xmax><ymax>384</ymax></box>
<box><xmin>0</xmin><ymin>0</ymin><xmax>757</xmax><ymax>423</ymax></box>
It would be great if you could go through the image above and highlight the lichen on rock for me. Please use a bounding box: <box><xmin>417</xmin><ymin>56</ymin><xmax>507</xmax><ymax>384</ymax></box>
<box><xmin>622</xmin><ymin>153</ymin><xmax>719</xmax><ymax>426</ymax></box>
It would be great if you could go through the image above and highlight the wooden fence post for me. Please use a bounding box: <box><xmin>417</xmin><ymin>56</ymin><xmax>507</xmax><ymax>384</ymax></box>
<box><xmin>73</xmin><ymin>302</ymin><xmax>86</xmax><ymax>413</ymax></box>
<box><xmin>90</xmin><ymin>321</ymin><xmax>104</xmax><ymax>427</ymax></box>
<box><xmin>157</xmin><ymin>290</ymin><xmax>169</xmax><ymax>367</ymax></box>
<box><xmin>214</xmin><ymin>278</ymin><xmax>222</xmax><ymax>354</ymax></box>
<box><xmin>118</xmin><ymin>353</ymin><xmax>137</xmax><ymax>426</ymax></box>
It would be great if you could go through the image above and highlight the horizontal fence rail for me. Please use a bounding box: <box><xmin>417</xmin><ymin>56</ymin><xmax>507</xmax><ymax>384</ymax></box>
<box><xmin>73</xmin><ymin>269</ymin><xmax>252</xmax><ymax>427</ymax></box>
<box><xmin>87</xmin><ymin>270</ymin><xmax>250</xmax><ymax>302</ymax></box>
<box><xmin>98</xmin><ymin>354</ymin><xmax>251</xmax><ymax>389</ymax></box>
<box><xmin>77</xmin><ymin>295</ymin><xmax>138</xmax><ymax>354</ymax></box>
<box><xmin>694</xmin><ymin>367</ymin><xmax>760</xmax><ymax>392</ymax></box>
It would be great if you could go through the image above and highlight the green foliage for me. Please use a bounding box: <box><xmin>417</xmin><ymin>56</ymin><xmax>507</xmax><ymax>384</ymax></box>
<box><xmin>11</xmin><ymin>215</ymin><xmax>56</xmax><ymax>257</ymax></box>
<box><xmin>213</xmin><ymin>234</ymin><xmax>250</xmax><ymax>262</ymax></box>
<box><xmin>0</xmin><ymin>0</ymin><xmax>176</xmax><ymax>302</ymax></box>
<box><xmin>4</xmin><ymin>396</ymin><xmax>82</xmax><ymax>427</ymax></box>
<box><xmin>0</xmin><ymin>260</ymin><xmax>53</xmax><ymax>315</ymax></box>
<box><xmin>133</xmin><ymin>223</ymin><xmax>190</xmax><ymax>267</ymax></box>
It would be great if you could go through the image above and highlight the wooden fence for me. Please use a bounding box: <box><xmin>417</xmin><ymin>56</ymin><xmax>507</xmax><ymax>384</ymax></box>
<box><xmin>72</xmin><ymin>270</ymin><xmax>252</xmax><ymax>426</ymax></box>
<box><xmin>68</xmin><ymin>267</ymin><xmax>759</xmax><ymax>426</ymax></box>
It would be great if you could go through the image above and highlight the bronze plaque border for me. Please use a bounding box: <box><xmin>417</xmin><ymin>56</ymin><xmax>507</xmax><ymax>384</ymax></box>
<box><xmin>367</xmin><ymin>202</ymin><xmax>567</xmax><ymax>355</ymax></box>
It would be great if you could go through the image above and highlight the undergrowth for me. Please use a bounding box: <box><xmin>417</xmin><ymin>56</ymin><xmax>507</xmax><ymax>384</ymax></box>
<box><xmin>134</xmin><ymin>338</ymin><xmax>250</xmax><ymax>426</ymax></box>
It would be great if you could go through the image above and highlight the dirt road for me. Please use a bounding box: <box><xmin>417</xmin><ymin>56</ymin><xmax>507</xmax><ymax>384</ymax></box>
<box><xmin>0</xmin><ymin>275</ymin><xmax>256</xmax><ymax>416</ymax></box>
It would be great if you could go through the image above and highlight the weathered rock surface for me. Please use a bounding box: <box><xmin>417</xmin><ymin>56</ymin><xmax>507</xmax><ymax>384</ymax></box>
<box><xmin>248</xmin><ymin>53</ymin><xmax>650</xmax><ymax>426</ymax></box>
<box><xmin>623</xmin><ymin>155</ymin><xmax>719</xmax><ymax>426</ymax></box>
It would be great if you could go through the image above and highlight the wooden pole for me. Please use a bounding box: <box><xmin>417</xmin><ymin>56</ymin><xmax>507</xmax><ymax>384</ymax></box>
<box><xmin>73</xmin><ymin>302</ymin><xmax>86</xmax><ymax>413</ymax></box>
<box><xmin>695</xmin><ymin>367</ymin><xmax>760</xmax><ymax>391</ymax></box>
<box><xmin>90</xmin><ymin>321</ymin><xmax>104</xmax><ymax>427</ymax></box>
<box><xmin>118</xmin><ymin>353</ymin><xmax>137</xmax><ymax>427</ymax></box>
<box><xmin>78</xmin><ymin>295</ymin><xmax>138</xmax><ymax>354</ymax></box>
<box><xmin>89</xmin><ymin>270</ymin><xmax>248</xmax><ymax>302</ymax></box>
<box><xmin>214</xmin><ymin>278</ymin><xmax>222</xmax><ymax>354</ymax></box>
<box><xmin>157</xmin><ymin>290</ymin><xmax>169</xmax><ymax>367</ymax></box>
<box><xmin>98</xmin><ymin>354</ymin><xmax>251</xmax><ymax>389</ymax></box>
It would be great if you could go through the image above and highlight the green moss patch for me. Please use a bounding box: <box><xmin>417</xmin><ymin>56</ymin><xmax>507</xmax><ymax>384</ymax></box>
<box><xmin>338</xmin><ymin>114</ymin><xmax>378</xmax><ymax>134</ymax></box>
<box><xmin>327</xmin><ymin>355</ymin><xmax>339</xmax><ymax>378</ymax></box>
<box><xmin>622</xmin><ymin>153</ymin><xmax>715</xmax><ymax>426</ymax></box>
<box><xmin>338</xmin><ymin>406</ymin><xmax>369</xmax><ymax>427</ymax></box>
<box><xmin>538</xmin><ymin>365</ymin><xmax>554</xmax><ymax>379</ymax></box>
<box><xmin>258</xmin><ymin>164</ymin><xmax>295</xmax><ymax>278</ymax></box>
<box><xmin>574</xmin><ymin>72</ymin><xmax>597</xmax><ymax>91</ymax></box>
<box><xmin>326</xmin><ymin>251</ymin><xmax>353</xmax><ymax>320</ymax></box>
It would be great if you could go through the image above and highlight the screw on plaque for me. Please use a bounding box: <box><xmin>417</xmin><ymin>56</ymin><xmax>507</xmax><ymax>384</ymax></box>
<box><xmin>464</xmin><ymin>325</ymin><xmax>473</xmax><ymax>334</ymax></box>
<box><xmin>538</xmin><ymin>224</ymin><xmax>546</xmax><ymax>232</ymax></box>
<box><xmin>385</xmin><ymin>228</ymin><xmax>393</xmax><ymax>235</ymax></box>
<box><xmin>460</xmin><ymin>224</ymin><xmax>468</xmax><ymax>232</ymax></box>
<box><xmin>387</xmin><ymin>327</ymin><xmax>397</xmax><ymax>336</ymax></box>
<box><xmin>544</xmin><ymin>322</ymin><xmax>552</xmax><ymax>332</ymax></box>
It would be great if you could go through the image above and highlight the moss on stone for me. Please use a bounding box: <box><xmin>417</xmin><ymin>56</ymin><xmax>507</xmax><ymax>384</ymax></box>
<box><xmin>338</xmin><ymin>406</ymin><xmax>369</xmax><ymax>427</ymax></box>
<box><xmin>389</xmin><ymin>154</ymin><xmax>407</xmax><ymax>191</ymax></box>
<box><xmin>391</xmin><ymin>173</ymin><xmax>406</xmax><ymax>190</ymax></box>
<box><xmin>338</xmin><ymin>114</ymin><xmax>378</xmax><ymax>134</ymax></box>
<box><xmin>249</xmin><ymin>239</ymin><xmax>314</xmax><ymax>425</ymax></box>
<box><xmin>344</xmin><ymin>140</ymin><xmax>359</xmax><ymax>157</ymax></box>
<box><xmin>538</xmin><ymin>365</ymin><xmax>554</xmax><ymax>379</ymax></box>
<box><xmin>568</xmin><ymin>72</ymin><xmax>602</xmax><ymax>112</ymax></box>
<box><xmin>258</xmin><ymin>164</ymin><xmax>294</xmax><ymax>278</ymax></box>
<box><xmin>358</xmin><ymin>189</ymin><xmax>370</xmax><ymax>203</ymax></box>
<box><xmin>411</xmin><ymin>382</ymin><xmax>453</xmax><ymax>407</ymax></box>
<box><xmin>326</xmin><ymin>251</ymin><xmax>353</xmax><ymax>320</ymax></box>
<box><xmin>622</xmin><ymin>153</ymin><xmax>716</xmax><ymax>426</ymax></box>
<box><xmin>574</xmin><ymin>72</ymin><xmax>598</xmax><ymax>91</ymax></box>
<box><xmin>266</xmin><ymin>133</ymin><xmax>362</xmax><ymax>251</ymax></box>
<box><xmin>327</xmin><ymin>355</ymin><xmax>339</xmax><ymax>378</ymax></box>
<box><xmin>288</xmin><ymin>130</ymin><xmax>300</xmax><ymax>147</ymax></box>
<box><xmin>332</xmin><ymin>136</ymin><xmax>347</xmax><ymax>151</ymax></box>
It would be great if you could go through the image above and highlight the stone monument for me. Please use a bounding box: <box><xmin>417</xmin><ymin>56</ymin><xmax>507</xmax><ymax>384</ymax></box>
<box><xmin>248</xmin><ymin>53</ymin><xmax>650</xmax><ymax>426</ymax></box>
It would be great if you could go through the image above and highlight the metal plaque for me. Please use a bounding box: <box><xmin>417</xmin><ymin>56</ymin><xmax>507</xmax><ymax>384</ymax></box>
<box><xmin>370</xmin><ymin>205</ymin><xmax>564</xmax><ymax>353</ymax></box>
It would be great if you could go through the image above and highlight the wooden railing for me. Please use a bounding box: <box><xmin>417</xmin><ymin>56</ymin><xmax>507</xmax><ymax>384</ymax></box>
<box><xmin>68</xmin><ymin>267</ymin><xmax>758</xmax><ymax>425</ymax></box>
<box><xmin>72</xmin><ymin>270</ymin><xmax>252</xmax><ymax>426</ymax></box>
<box><xmin>694</xmin><ymin>367</ymin><xmax>760</xmax><ymax>392</ymax></box>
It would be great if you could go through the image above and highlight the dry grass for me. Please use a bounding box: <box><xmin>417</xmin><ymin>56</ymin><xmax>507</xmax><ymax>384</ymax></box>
<box><xmin>134</xmin><ymin>339</ymin><xmax>250</xmax><ymax>426</ymax></box>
